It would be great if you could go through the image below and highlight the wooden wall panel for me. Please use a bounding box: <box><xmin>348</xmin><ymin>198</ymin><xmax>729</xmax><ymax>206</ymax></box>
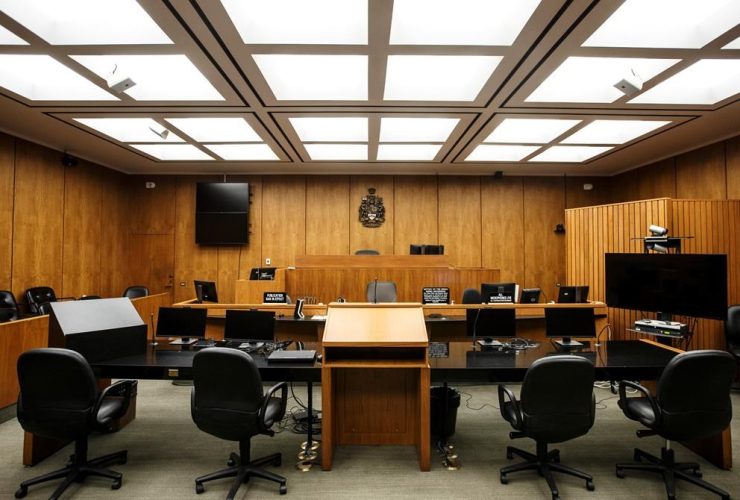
<box><xmin>676</xmin><ymin>143</ymin><xmax>727</xmax><ymax>199</ymax></box>
<box><xmin>0</xmin><ymin>133</ymin><xmax>14</xmax><ymax>291</ymax></box>
<box><xmin>127</xmin><ymin>175</ymin><xmax>177</xmax><ymax>235</ymax></box>
<box><xmin>481</xmin><ymin>177</ymin><xmax>524</xmax><ymax>285</ymax></box>
<box><xmin>261</xmin><ymin>176</ymin><xmax>306</xmax><ymax>267</ymax></box>
<box><xmin>394</xmin><ymin>176</ymin><xmax>438</xmax><ymax>256</ymax></box>
<box><xmin>11</xmin><ymin>140</ymin><xmax>65</xmax><ymax>300</ymax></box>
<box><xmin>727</xmin><ymin>136</ymin><xmax>740</xmax><ymax>199</ymax></box>
<box><xmin>128</xmin><ymin>234</ymin><xmax>174</xmax><ymax>296</ymax></box>
<box><xmin>611</xmin><ymin>158</ymin><xmax>677</xmax><ymax>203</ymax></box>
<box><xmin>349</xmin><ymin>176</ymin><xmax>394</xmax><ymax>255</ymax></box>
<box><xmin>438</xmin><ymin>177</ymin><xmax>481</xmax><ymax>267</ymax></box>
<box><xmin>99</xmin><ymin>168</ymin><xmax>131</xmax><ymax>298</ymax></box>
<box><xmin>306</xmin><ymin>176</ymin><xmax>350</xmax><ymax>255</ymax></box>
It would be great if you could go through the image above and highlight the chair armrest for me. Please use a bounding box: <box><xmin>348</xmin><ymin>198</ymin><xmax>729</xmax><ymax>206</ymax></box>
<box><xmin>498</xmin><ymin>384</ymin><xmax>522</xmax><ymax>430</ymax></box>
<box><xmin>93</xmin><ymin>380</ymin><xmax>136</xmax><ymax>420</ymax></box>
<box><xmin>259</xmin><ymin>381</ymin><xmax>288</xmax><ymax>431</ymax></box>
<box><xmin>618</xmin><ymin>380</ymin><xmax>661</xmax><ymax>427</ymax></box>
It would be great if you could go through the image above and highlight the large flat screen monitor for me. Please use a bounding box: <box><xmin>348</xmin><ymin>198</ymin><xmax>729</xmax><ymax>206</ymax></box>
<box><xmin>156</xmin><ymin>307</ymin><xmax>207</xmax><ymax>345</ymax></box>
<box><xmin>194</xmin><ymin>280</ymin><xmax>218</xmax><ymax>303</ymax></box>
<box><xmin>481</xmin><ymin>282</ymin><xmax>519</xmax><ymax>303</ymax></box>
<box><xmin>224</xmin><ymin>310</ymin><xmax>275</xmax><ymax>342</ymax></box>
<box><xmin>605</xmin><ymin>253</ymin><xmax>727</xmax><ymax>320</ymax></box>
<box><xmin>545</xmin><ymin>307</ymin><xmax>596</xmax><ymax>348</ymax></box>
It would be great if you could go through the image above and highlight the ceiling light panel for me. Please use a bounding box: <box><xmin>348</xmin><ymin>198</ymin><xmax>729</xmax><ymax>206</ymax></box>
<box><xmin>630</xmin><ymin>59</ymin><xmax>740</xmax><ymax>105</ymax></box>
<box><xmin>74</xmin><ymin>118</ymin><xmax>183</xmax><ymax>143</ymax></box>
<box><xmin>165</xmin><ymin>118</ymin><xmax>261</xmax><ymax>142</ymax></box>
<box><xmin>253</xmin><ymin>55</ymin><xmax>367</xmax><ymax>100</ymax></box>
<box><xmin>562</xmin><ymin>120</ymin><xmax>671</xmax><ymax>144</ymax></box>
<box><xmin>130</xmin><ymin>144</ymin><xmax>213</xmax><ymax>161</ymax></box>
<box><xmin>0</xmin><ymin>25</ymin><xmax>27</xmax><ymax>45</ymax></box>
<box><xmin>72</xmin><ymin>55</ymin><xmax>224</xmax><ymax>101</ymax></box>
<box><xmin>389</xmin><ymin>0</ymin><xmax>540</xmax><ymax>46</ymax></box>
<box><xmin>484</xmin><ymin>118</ymin><xmax>581</xmax><ymax>144</ymax></box>
<box><xmin>204</xmin><ymin>144</ymin><xmax>279</xmax><ymax>161</ymax></box>
<box><xmin>0</xmin><ymin>55</ymin><xmax>117</xmax><ymax>101</ymax></box>
<box><xmin>583</xmin><ymin>0</ymin><xmax>740</xmax><ymax>49</ymax></box>
<box><xmin>526</xmin><ymin>57</ymin><xmax>679</xmax><ymax>103</ymax></box>
<box><xmin>0</xmin><ymin>0</ymin><xmax>172</xmax><ymax>45</ymax></box>
<box><xmin>289</xmin><ymin>117</ymin><xmax>368</xmax><ymax>142</ymax></box>
<box><xmin>379</xmin><ymin>117</ymin><xmax>459</xmax><ymax>142</ymax></box>
<box><xmin>529</xmin><ymin>146</ymin><xmax>612</xmax><ymax>162</ymax></box>
<box><xmin>304</xmin><ymin>144</ymin><xmax>367</xmax><ymax>160</ymax></box>
<box><xmin>465</xmin><ymin>145</ymin><xmax>540</xmax><ymax>162</ymax></box>
<box><xmin>221</xmin><ymin>0</ymin><xmax>367</xmax><ymax>45</ymax></box>
<box><xmin>377</xmin><ymin>144</ymin><xmax>442</xmax><ymax>161</ymax></box>
<box><xmin>384</xmin><ymin>55</ymin><xmax>501</xmax><ymax>101</ymax></box>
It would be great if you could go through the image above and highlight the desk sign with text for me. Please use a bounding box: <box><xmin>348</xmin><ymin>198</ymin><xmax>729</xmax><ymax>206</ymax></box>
<box><xmin>422</xmin><ymin>287</ymin><xmax>450</xmax><ymax>305</ymax></box>
<box><xmin>263</xmin><ymin>292</ymin><xmax>287</xmax><ymax>304</ymax></box>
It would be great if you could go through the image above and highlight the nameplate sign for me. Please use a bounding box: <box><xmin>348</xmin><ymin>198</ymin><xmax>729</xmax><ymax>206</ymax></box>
<box><xmin>488</xmin><ymin>292</ymin><xmax>514</xmax><ymax>304</ymax></box>
<box><xmin>263</xmin><ymin>292</ymin><xmax>287</xmax><ymax>304</ymax></box>
<box><xmin>422</xmin><ymin>287</ymin><xmax>450</xmax><ymax>304</ymax></box>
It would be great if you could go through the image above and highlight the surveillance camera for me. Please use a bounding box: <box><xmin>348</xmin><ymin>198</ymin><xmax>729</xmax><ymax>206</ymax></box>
<box><xmin>614</xmin><ymin>68</ymin><xmax>643</xmax><ymax>97</ymax></box>
<box><xmin>106</xmin><ymin>64</ymin><xmax>136</xmax><ymax>94</ymax></box>
<box><xmin>148</xmin><ymin>120</ymin><xmax>169</xmax><ymax>140</ymax></box>
<box><xmin>649</xmin><ymin>225</ymin><xmax>668</xmax><ymax>236</ymax></box>
<box><xmin>61</xmin><ymin>153</ymin><xmax>79</xmax><ymax>168</ymax></box>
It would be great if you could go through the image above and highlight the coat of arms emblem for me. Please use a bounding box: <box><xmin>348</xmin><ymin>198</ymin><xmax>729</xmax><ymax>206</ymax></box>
<box><xmin>359</xmin><ymin>188</ymin><xmax>385</xmax><ymax>228</ymax></box>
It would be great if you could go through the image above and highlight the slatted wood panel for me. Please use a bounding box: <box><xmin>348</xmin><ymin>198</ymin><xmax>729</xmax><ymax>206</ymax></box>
<box><xmin>0</xmin><ymin>133</ymin><xmax>14</xmax><ymax>291</ymax></box>
<box><xmin>438</xmin><ymin>176</ymin><xmax>481</xmax><ymax>267</ymax></box>
<box><xmin>393</xmin><ymin>176</ymin><xmax>438</xmax><ymax>255</ymax></box>
<box><xmin>306</xmin><ymin>176</ymin><xmax>350</xmax><ymax>255</ymax></box>
<box><xmin>261</xmin><ymin>176</ymin><xmax>306</xmax><ymax>267</ymax></box>
<box><xmin>349</xmin><ymin>176</ymin><xmax>394</xmax><ymax>255</ymax></box>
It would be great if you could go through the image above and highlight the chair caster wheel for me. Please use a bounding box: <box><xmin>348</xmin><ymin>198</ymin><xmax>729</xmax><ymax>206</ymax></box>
<box><xmin>195</xmin><ymin>482</ymin><xmax>204</xmax><ymax>494</ymax></box>
<box><xmin>112</xmin><ymin>478</ymin><xmax>122</xmax><ymax>490</ymax></box>
<box><xmin>500</xmin><ymin>474</ymin><xmax>508</xmax><ymax>485</ymax></box>
<box><xmin>227</xmin><ymin>459</ymin><xmax>235</xmax><ymax>467</ymax></box>
<box><xmin>280</xmin><ymin>484</ymin><xmax>287</xmax><ymax>495</ymax></box>
<box><xmin>692</xmin><ymin>469</ymin><xmax>702</xmax><ymax>478</ymax></box>
<box><xmin>616</xmin><ymin>468</ymin><xmax>625</xmax><ymax>479</ymax></box>
<box><xmin>14</xmin><ymin>487</ymin><xmax>27</xmax><ymax>499</ymax></box>
<box><xmin>586</xmin><ymin>480</ymin><xmax>595</xmax><ymax>491</ymax></box>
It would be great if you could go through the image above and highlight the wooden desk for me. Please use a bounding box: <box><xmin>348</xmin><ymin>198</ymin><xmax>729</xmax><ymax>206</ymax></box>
<box><xmin>321</xmin><ymin>303</ymin><xmax>430</xmax><ymax>471</ymax></box>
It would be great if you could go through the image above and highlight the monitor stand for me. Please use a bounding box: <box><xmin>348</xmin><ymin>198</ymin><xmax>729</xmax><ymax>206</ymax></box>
<box><xmin>555</xmin><ymin>338</ymin><xmax>583</xmax><ymax>348</ymax></box>
<box><xmin>477</xmin><ymin>338</ymin><xmax>503</xmax><ymax>348</ymax></box>
<box><xmin>170</xmin><ymin>337</ymin><xmax>198</xmax><ymax>346</ymax></box>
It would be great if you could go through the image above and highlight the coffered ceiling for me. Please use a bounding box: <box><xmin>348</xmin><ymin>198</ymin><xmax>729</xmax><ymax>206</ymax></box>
<box><xmin>1</xmin><ymin>0</ymin><xmax>739</xmax><ymax>176</ymax></box>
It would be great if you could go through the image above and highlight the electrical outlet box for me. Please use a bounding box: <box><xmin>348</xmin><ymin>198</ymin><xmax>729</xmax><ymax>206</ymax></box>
<box><xmin>265</xmin><ymin>258</ymin><xmax>271</xmax><ymax>265</ymax></box>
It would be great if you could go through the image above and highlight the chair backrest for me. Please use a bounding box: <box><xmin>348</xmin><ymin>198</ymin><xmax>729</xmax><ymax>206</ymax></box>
<box><xmin>520</xmin><ymin>356</ymin><xmax>595</xmax><ymax>443</ymax></box>
<box><xmin>0</xmin><ymin>290</ymin><xmax>19</xmax><ymax>311</ymax></box>
<box><xmin>123</xmin><ymin>286</ymin><xmax>149</xmax><ymax>299</ymax></box>
<box><xmin>366</xmin><ymin>281</ymin><xmax>397</xmax><ymax>303</ymax></box>
<box><xmin>26</xmin><ymin>287</ymin><xmax>57</xmax><ymax>314</ymax></box>
<box><xmin>656</xmin><ymin>350</ymin><xmax>735</xmax><ymax>441</ymax></box>
<box><xmin>355</xmin><ymin>249</ymin><xmax>380</xmax><ymax>255</ymax></box>
<box><xmin>727</xmin><ymin>305</ymin><xmax>740</xmax><ymax>345</ymax></box>
<box><xmin>461</xmin><ymin>288</ymin><xmax>481</xmax><ymax>304</ymax></box>
<box><xmin>191</xmin><ymin>348</ymin><xmax>265</xmax><ymax>441</ymax></box>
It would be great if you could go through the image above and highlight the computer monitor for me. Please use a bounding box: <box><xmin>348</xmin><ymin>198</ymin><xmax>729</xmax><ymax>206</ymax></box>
<box><xmin>409</xmin><ymin>244</ymin><xmax>424</xmax><ymax>255</ymax></box>
<box><xmin>558</xmin><ymin>286</ymin><xmax>589</xmax><ymax>303</ymax></box>
<box><xmin>155</xmin><ymin>307</ymin><xmax>207</xmax><ymax>345</ymax></box>
<box><xmin>481</xmin><ymin>283</ymin><xmax>519</xmax><ymax>304</ymax></box>
<box><xmin>466</xmin><ymin>308</ymin><xmax>516</xmax><ymax>347</ymax></box>
<box><xmin>224</xmin><ymin>310</ymin><xmax>275</xmax><ymax>342</ymax></box>
<box><xmin>545</xmin><ymin>307</ymin><xmax>596</xmax><ymax>348</ymax></box>
<box><xmin>194</xmin><ymin>280</ymin><xmax>218</xmax><ymax>303</ymax></box>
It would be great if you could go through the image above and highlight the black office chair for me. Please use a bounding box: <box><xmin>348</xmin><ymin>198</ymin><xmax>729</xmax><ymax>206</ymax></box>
<box><xmin>366</xmin><ymin>281</ymin><xmax>397</xmax><ymax>303</ymax></box>
<box><xmin>461</xmin><ymin>287</ymin><xmax>481</xmax><ymax>304</ymax></box>
<box><xmin>122</xmin><ymin>286</ymin><xmax>149</xmax><ymax>300</ymax></box>
<box><xmin>498</xmin><ymin>356</ymin><xmax>596</xmax><ymax>499</ymax></box>
<box><xmin>191</xmin><ymin>348</ymin><xmax>287</xmax><ymax>499</ymax></box>
<box><xmin>726</xmin><ymin>305</ymin><xmax>740</xmax><ymax>368</ymax></box>
<box><xmin>26</xmin><ymin>286</ymin><xmax>57</xmax><ymax>315</ymax></box>
<box><xmin>15</xmin><ymin>348</ymin><xmax>135</xmax><ymax>500</ymax></box>
<box><xmin>616</xmin><ymin>350</ymin><xmax>735</xmax><ymax>500</ymax></box>
<box><xmin>355</xmin><ymin>249</ymin><xmax>379</xmax><ymax>255</ymax></box>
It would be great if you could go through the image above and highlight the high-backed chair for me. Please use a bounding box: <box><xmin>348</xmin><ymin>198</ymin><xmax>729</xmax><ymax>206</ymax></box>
<box><xmin>15</xmin><ymin>348</ymin><xmax>135</xmax><ymax>499</ymax></box>
<box><xmin>366</xmin><ymin>281</ymin><xmax>397</xmax><ymax>303</ymax></box>
<box><xmin>461</xmin><ymin>288</ymin><xmax>481</xmax><ymax>304</ymax></box>
<box><xmin>123</xmin><ymin>286</ymin><xmax>149</xmax><ymax>300</ymax></box>
<box><xmin>616</xmin><ymin>350</ymin><xmax>735</xmax><ymax>500</ymax></box>
<box><xmin>498</xmin><ymin>356</ymin><xmax>596</xmax><ymax>498</ymax></box>
<box><xmin>191</xmin><ymin>348</ymin><xmax>288</xmax><ymax>498</ymax></box>
<box><xmin>26</xmin><ymin>286</ymin><xmax>57</xmax><ymax>315</ymax></box>
<box><xmin>726</xmin><ymin>305</ymin><xmax>740</xmax><ymax>366</ymax></box>
<box><xmin>355</xmin><ymin>249</ymin><xmax>380</xmax><ymax>255</ymax></box>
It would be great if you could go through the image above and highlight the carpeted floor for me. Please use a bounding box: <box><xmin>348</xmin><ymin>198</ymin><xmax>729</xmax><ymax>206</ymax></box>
<box><xmin>0</xmin><ymin>381</ymin><xmax>738</xmax><ymax>500</ymax></box>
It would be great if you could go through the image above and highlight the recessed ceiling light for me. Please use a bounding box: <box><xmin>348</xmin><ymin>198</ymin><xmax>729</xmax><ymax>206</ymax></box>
<box><xmin>0</xmin><ymin>55</ymin><xmax>117</xmax><ymax>101</ymax></box>
<box><xmin>74</xmin><ymin>118</ymin><xmax>183</xmax><ymax>143</ymax></box>
<box><xmin>165</xmin><ymin>118</ymin><xmax>261</xmax><ymax>142</ymax></box>
<box><xmin>377</xmin><ymin>144</ymin><xmax>442</xmax><ymax>161</ymax></box>
<box><xmin>72</xmin><ymin>55</ymin><xmax>224</xmax><ymax>101</ymax></box>
<box><xmin>130</xmin><ymin>144</ymin><xmax>214</xmax><ymax>161</ymax></box>
<box><xmin>384</xmin><ymin>55</ymin><xmax>501</xmax><ymax>101</ymax></box>
<box><xmin>724</xmin><ymin>37</ymin><xmax>740</xmax><ymax>49</ymax></box>
<box><xmin>253</xmin><ymin>55</ymin><xmax>367</xmax><ymax>101</ymax></box>
<box><xmin>204</xmin><ymin>144</ymin><xmax>279</xmax><ymax>161</ymax></box>
<box><xmin>562</xmin><ymin>120</ymin><xmax>671</xmax><ymax>144</ymax></box>
<box><xmin>529</xmin><ymin>146</ymin><xmax>612</xmax><ymax>163</ymax></box>
<box><xmin>221</xmin><ymin>0</ymin><xmax>367</xmax><ymax>45</ymax></box>
<box><xmin>0</xmin><ymin>25</ymin><xmax>27</xmax><ymax>45</ymax></box>
<box><xmin>304</xmin><ymin>144</ymin><xmax>367</xmax><ymax>160</ymax></box>
<box><xmin>583</xmin><ymin>0</ymin><xmax>740</xmax><ymax>49</ymax></box>
<box><xmin>630</xmin><ymin>59</ymin><xmax>740</xmax><ymax>105</ymax></box>
<box><xmin>0</xmin><ymin>0</ymin><xmax>172</xmax><ymax>45</ymax></box>
<box><xmin>526</xmin><ymin>57</ymin><xmax>679</xmax><ymax>103</ymax></box>
<box><xmin>289</xmin><ymin>117</ymin><xmax>368</xmax><ymax>142</ymax></box>
<box><xmin>389</xmin><ymin>0</ymin><xmax>540</xmax><ymax>46</ymax></box>
<box><xmin>379</xmin><ymin>117</ymin><xmax>460</xmax><ymax>142</ymax></box>
<box><xmin>465</xmin><ymin>145</ymin><xmax>540</xmax><ymax>162</ymax></box>
<box><xmin>484</xmin><ymin>118</ymin><xmax>581</xmax><ymax>144</ymax></box>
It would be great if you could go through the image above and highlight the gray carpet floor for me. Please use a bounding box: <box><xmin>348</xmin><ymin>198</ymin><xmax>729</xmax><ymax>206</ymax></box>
<box><xmin>1</xmin><ymin>381</ymin><xmax>738</xmax><ymax>500</ymax></box>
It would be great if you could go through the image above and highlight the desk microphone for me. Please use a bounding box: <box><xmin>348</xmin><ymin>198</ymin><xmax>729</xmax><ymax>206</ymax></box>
<box><xmin>535</xmin><ymin>283</ymin><xmax>551</xmax><ymax>304</ymax></box>
<box><xmin>149</xmin><ymin>313</ymin><xmax>158</xmax><ymax>346</ymax></box>
<box><xmin>373</xmin><ymin>277</ymin><xmax>379</xmax><ymax>304</ymax></box>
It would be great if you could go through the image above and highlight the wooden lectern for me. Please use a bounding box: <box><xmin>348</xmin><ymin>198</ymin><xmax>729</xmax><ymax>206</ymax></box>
<box><xmin>321</xmin><ymin>303</ymin><xmax>430</xmax><ymax>471</ymax></box>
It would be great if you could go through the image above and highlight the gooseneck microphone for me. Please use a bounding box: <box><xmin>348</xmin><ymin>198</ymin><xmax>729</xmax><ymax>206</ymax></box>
<box><xmin>150</xmin><ymin>313</ymin><xmax>158</xmax><ymax>346</ymax></box>
<box><xmin>373</xmin><ymin>277</ymin><xmax>379</xmax><ymax>304</ymax></box>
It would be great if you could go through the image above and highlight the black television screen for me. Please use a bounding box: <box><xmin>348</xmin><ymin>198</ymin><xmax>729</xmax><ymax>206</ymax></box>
<box><xmin>196</xmin><ymin>183</ymin><xmax>250</xmax><ymax>213</ymax></box>
<box><xmin>195</xmin><ymin>213</ymin><xmax>249</xmax><ymax>245</ymax></box>
<box><xmin>605</xmin><ymin>253</ymin><xmax>727</xmax><ymax>320</ymax></box>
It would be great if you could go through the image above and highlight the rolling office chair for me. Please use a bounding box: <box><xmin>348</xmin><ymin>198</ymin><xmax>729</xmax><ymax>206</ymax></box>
<box><xmin>25</xmin><ymin>286</ymin><xmax>57</xmax><ymax>315</ymax></box>
<box><xmin>191</xmin><ymin>348</ymin><xmax>288</xmax><ymax>499</ymax></box>
<box><xmin>15</xmin><ymin>348</ymin><xmax>135</xmax><ymax>500</ymax></box>
<box><xmin>355</xmin><ymin>249</ymin><xmax>380</xmax><ymax>255</ymax></box>
<box><xmin>366</xmin><ymin>281</ymin><xmax>397</xmax><ymax>303</ymax></box>
<box><xmin>461</xmin><ymin>287</ymin><xmax>481</xmax><ymax>304</ymax></box>
<box><xmin>726</xmin><ymin>305</ymin><xmax>740</xmax><ymax>374</ymax></box>
<box><xmin>123</xmin><ymin>286</ymin><xmax>149</xmax><ymax>299</ymax></box>
<box><xmin>498</xmin><ymin>356</ymin><xmax>596</xmax><ymax>500</ymax></box>
<box><xmin>616</xmin><ymin>350</ymin><xmax>735</xmax><ymax>500</ymax></box>
<box><xmin>0</xmin><ymin>290</ymin><xmax>21</xmax><ymax>322</ymax></box>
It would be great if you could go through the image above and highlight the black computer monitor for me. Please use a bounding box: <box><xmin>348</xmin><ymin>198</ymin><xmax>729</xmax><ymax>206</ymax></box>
<box><xmin>545</xmin><ymin>307</ymin><xmax>596</xmax><ymax>348</ymax></box>
<box><xmin>155</xmin><ymin>307</ymin><xmax>207</xmax><ymax>345</ymax></box>
<box><xmin>194</xmin><ymin>280</ymin><xmax>218</xmax><ymax>303</ymax></box>
<box><xmin>466</xmin><ymin>308</ymin><xmax>516</xmax><ymax>346</ymax></box>
<box><xmin>481</xmin><ymin>282</ymin><xmax>518</xmax><ymax>303</ymax></box>
<box><xmin>410</xmin><ymin>244</ymin><xmax>424</xmax><ymax>255</ymax></box>
<box><xmin>224</xmin><ymin>310</ymin><xmax>275</xmax><ymax>342</ymax></box>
